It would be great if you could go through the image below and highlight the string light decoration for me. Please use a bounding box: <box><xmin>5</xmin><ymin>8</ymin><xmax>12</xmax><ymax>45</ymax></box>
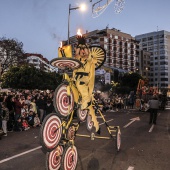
<box><xmin>91</xmin><ymin>0</ymin><xmax>125</xmax><ymax>18</ymax></box>
<box><xmin>114</xmin><ymin>0</ymin><xmax>125</xmax><ymax>14</ymax></box>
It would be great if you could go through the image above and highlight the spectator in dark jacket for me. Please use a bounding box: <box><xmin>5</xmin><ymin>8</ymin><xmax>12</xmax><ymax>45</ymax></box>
<box><xmin>36</xmin><ymin>95</ymin><xmax>46</xmax><ymax>123</ymax></box>
<box><xmin>1</xmin><ymin>102</ymin><xmax>9</xmax><ymax>136</ymax></box>
<box><xmin>45</xmin><ymin>100</ymin><xmax>54</xmax><ymax>116</ymax></box>
<box><xmin>5</xmin><ymin>95</ymin><xmax>15</xmax><ymax>131</ymax></box>
<box><xmin>148</xmin><ymin>95</ymin><xmax>159</xmax><ymax>125</ymax></box>
<box><xmin>14</xmin><ymin>95</ymin><xmax>25</xmax><ymax>121</ymax></box>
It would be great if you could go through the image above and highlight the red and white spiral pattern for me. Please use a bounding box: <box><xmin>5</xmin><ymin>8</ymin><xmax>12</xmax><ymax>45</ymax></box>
<box><xmin>63</xmin><ymin>146</ymin><xmax>78</xmax><ymax>170</ymax></box>
<box><xmin>77</xmin><ymin>109</ymin><xmax>88</xmax><ymax>122</ymax></box>
<box><xmin>47</xmin><ymin>145</ymin><xmax>63</xmax><ymax>170</ymax></box>
<box><xmin>56</xmin><ymin>84</ymin><xmax>74</xmax><ymax>117</ymax></box>
<box><xmin>51</xmin><ymin>59</ymin><xmax>81</xmax><ymax>70</ymax></box>
<box><xmin>86</xmin><ymin>115</ymin><xmax>94</xmax><ymax>131</ymax></box>
<box><xmin>43</xmin><ymin>115</ymin><xmax>62</xmax><ymax>150</ymax></box>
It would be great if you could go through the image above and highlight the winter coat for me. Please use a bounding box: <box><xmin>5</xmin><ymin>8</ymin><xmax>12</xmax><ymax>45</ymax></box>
<box><xmin>148</xmin><ymin>99</ymin><xmax>159</xmax><ymax>109</ymax></box>
<box><xmin>2</xmin><ymin>107</ymin><xmax>9</xmax><ymax>121</ymax></box>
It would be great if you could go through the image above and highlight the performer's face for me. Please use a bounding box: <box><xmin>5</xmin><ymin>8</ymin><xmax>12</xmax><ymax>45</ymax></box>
<box><xmin>75</xmin><ymin>47</ymin><xmax>89</xmax><ymax>60</ymax></box>
<box><xmin>79</xmin><ymin>48</ymin><xmax>88</xmax><ymax>57</ymax></box>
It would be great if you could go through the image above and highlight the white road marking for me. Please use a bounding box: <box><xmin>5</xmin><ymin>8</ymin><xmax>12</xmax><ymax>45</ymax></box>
<box><xmin>97</xmin><ymin>115</ymin><xmax>105</xmax><ymax>118</ymax></box>
<box><xmin>0</xmin><ymin>146</ymin><xmax>42</xmax><ymax>164</ymax></box>
<box><xmin>99</xmin><ymin>119</ymin><xmax>114</xmax><ymax>125</ymax></box>
<box><xmin>149</xmin><ymin>125</ymin><xmax>155</xmax><ymax>133</ymax></box>
<box><xmin>123</xmin><ymin>117</ymin><xmax>140</xmax><ymax>128</ymax></box>
<box><xmin>127</xmin><ymin>166</ymin><xmax>134</xmax><ymax>170</ymax></box>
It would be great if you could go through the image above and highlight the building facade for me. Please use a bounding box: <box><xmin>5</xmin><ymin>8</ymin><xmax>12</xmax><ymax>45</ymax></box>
<box><xmin>67</xmin><ymin>28</ymin><xmax>140</xmax><ymax>85</ymax></box>
<box><xmin>69</xmin><ymin>28</ymin><xmax>139</xmax><ymax>73</ymax></box>
<box><xmin>135</xmin><ymin>30</ymin><xmax>170</xmax><ymax>92</ymax></box>
<box><xmin>136</xmin><ymin>50</ymin><xmax>150</xmax><ymax>79</ymax></box>
<box><xmin>25</xmin><ymin>53</ymin><xmax>56</xmax><ymax>72</ymax></box>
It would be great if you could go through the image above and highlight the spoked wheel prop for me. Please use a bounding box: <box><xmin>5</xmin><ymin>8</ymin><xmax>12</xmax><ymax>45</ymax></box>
<box><xmin>77</xmin><ymin>108</ymin><xmax>88</xmax><ymax>122</ymax></box>
<box><xmin>46</xmin><ymin>145</ymin><xmax>63</xmax><ymax>170</ymax></box>
<box><xmin>60</xmin><ymin>145</ymin><xmax>78</xmax><ymax>170</ymax></box>
<box><xmin>89</xmin><ymin>45</ymin><xmax>106</xmax><ymax>70</ymax></box>
<box><xmin>115</xmin><ymin>127</ymin><xmax>121</xmax><ymax>152</ymax></box>
<box><xmin>53</xmin><ymin>83</ymin><xmax>74</xmax><ymax>118</ymax></box>
<box><xmin>40</xmin><ymin>113</ymin><xmax>63</xmax><ymax>152</ymax></box>
<box><xmin>86</xmin><ymin>114</ymin><xmax>94</xmax><ymax>132</ymax></box>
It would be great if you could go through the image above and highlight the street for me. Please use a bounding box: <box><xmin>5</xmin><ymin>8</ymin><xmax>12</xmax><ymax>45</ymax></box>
<box><xmin>0</xmin><ymin>108</ymin><xmax>170</xmax><ymax>170</ymax></box>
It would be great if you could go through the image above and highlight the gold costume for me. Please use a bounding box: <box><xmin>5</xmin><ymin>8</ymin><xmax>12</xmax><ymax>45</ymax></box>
<box><xmin>73</xmin><ymin>46</ymin><xmax>99</xmax><ymax>132</ymax></box>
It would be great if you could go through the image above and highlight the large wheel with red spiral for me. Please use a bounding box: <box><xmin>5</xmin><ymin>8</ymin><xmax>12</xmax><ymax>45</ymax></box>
<box><xmin>77</xmin><ymin>108</ymin><xmax>88</xmax><ymax>122</ymax></box>
<box><xmin>46</xmin><ymin>145</ymin><xmax>63</xmax><ymax>170</ymax></box>
<box><xmin>40</xmin><ymin>113</ymin><xmax>62</xmax><ymax>152</ymax></box>
<box><xmin>53</xmin><ymin>83</ymin><xmax>74</xmax><ymax>118</ymax></box>
<box><xmin>115</xmin><ymin>127</ymin><xmax>121</xmax><ymax>152</ymax></box>
<box><xmin>86</xmin><ymin>114</ymin><xmax>94</xmax><ymax>132</ymax></box>
<box><xmin>60</xmin><ymin>145</ymin><xmax>78</xmax><ymax>170</ymax></box>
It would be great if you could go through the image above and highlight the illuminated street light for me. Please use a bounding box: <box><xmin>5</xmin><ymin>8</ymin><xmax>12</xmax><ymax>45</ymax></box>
<box><xmin>67</xmin><ymin>3</ymin><xmax>86</xmax><ymax>44</ymax></box>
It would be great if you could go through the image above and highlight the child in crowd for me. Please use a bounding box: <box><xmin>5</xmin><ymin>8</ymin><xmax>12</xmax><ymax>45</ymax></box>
<box><xmin>21</xmin><ymin>104</ymin><xmax>29</xmax><ymax>118</ymax></box>
<box><xmin>33</xmin><ymin>114</ymin><xmax>41</xmax><ymax>127</ymax></box>
<box><xmin>27</xmin><ymin>110</ymin><xmax>35</xmax><ymax>127</ymax></box>
<box><xmin>14</xmin><ymin>117</ymin><xmax>23</xmax><ymax>131</ymax></box>
<box><xmin>22</xmin><ymin>118</ymin><xmax>30</xmax><ymax>131</ymax></box>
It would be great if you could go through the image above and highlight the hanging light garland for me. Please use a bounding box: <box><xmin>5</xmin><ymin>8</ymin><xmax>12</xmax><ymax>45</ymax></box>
<box><xmin>91</xmin><ymin>0</ymin><xmax>125</xmax><ymax>18</ymax></box>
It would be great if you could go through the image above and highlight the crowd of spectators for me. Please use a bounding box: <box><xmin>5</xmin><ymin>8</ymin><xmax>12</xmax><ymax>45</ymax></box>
<box><xmin>94</xmin><ymin>91</ymin><xmax>136</xmax><ymax>112</ymax></box>
<box><xmin>0</xmin><ymin>89</ymin><xmax>55</xmax><ymax>137</ymax></box>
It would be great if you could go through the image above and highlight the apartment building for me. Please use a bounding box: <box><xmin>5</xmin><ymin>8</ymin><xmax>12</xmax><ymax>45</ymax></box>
<box><xmin>135</xmin><ymin>30</ymin><xmax>170</xmax><ymax>92</ymax></box>
<box><xmin>69</xmin><ymin>28</ymin><xmax>139</xmax><ymax>73</ymax></box>
<box><xmin>25</xmin><ymin>53</ymin><xmax>56</xmax><ymax>72</ymax></box>
<box><xmin>136</xmin><ymin>50</ymin><xmax>150</xmax><ymax>79</ymax></box>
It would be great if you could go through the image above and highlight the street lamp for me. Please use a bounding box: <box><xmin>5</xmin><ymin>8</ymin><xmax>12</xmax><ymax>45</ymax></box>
<box><xmin>67</xmin><ymin>3</ymin><xmax>86</xmax><ymax>44</ymax></box>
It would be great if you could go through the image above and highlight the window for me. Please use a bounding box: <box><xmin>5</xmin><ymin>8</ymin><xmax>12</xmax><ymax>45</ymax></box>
<box><xmin>104</xmin><ymin>37</ymin><xmax>108</xmax><ymax>43</ymax></box>
<box><xmin>33</xmin><ymin>59</ymin><xmax>38</xmax><ymax>62</ymax></box>
<box><xmin>161</xmin><ymin>72</ymin><xmax>168</xmax><ymax>76</ymax></box>
<box><xmin>161</xmin><ymin>78</ymin><xmax>168</xmax><ymax>81</ymax></box>
<box><xmin>159</xmin><ymin>34</ymin><xmax>164</xmax><ymax>38</ymax></box>
<box><xmin>160</xmin><ymin>56</ymin><xmax>165</xmax><ymax>59</ymax></box>
<box><xmin>160</xmin><ymin>67</ymin><xmax>168</xmax><ymax>70</ymax></box>
<box><xmin>148</xmin><ymin>42</ymin><xmax>153</xmax><ymax>46</ymax></box>
<box><xmin>148</xmin><ymin>47</ymin><xmax>153</xmax><ymax>51</ymax></box>
<box><xmin>148</xmin><ymin>36</ymin><xmax>153</xmax><ymax>41</ymax></box>
<box><xmin>160</xmin><ymin>40</ymin><xmax>164</xmax><ymax>43</ymax></box>
<box><xmin>142</xmin><ymin>43</ymin><xmax>147</xmax><ymax>47</ymax></box>
<box><xmin>115</xmin><ymin>36</ymin><xmax>118</xmax><ymax>39</ymax></box>
<box><xmin>160</xmin><ymin>50</ymin><xmax>165</xmax><ymax>54</ymax></box>
<box><xmin>104</xmin><ymin>44</ymin><xmax>108</xmax><ymax>49</ymax></box>
<box><xmin>160</xmin><ymin>61</ymin><xmax>168</xmax><ymax>65</ymax></box>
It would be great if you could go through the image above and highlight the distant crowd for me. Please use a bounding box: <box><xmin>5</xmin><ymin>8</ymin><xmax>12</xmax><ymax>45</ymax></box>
<box><xmin>0</xmin><ymin>89</ymin><xmax>167</xmax><ymax>137</ymax></box>
<box><xmin>0</xmin><ymin>89</ymin><xmax>55</xmax><ymax>137</ymax></box>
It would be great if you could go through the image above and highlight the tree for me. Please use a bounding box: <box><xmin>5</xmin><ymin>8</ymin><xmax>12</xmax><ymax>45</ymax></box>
<box><xmin>120</xmin><ymin>72</ymin><xmax>143</xmax><ymax>92</ymax></box>
<box><xmin>1</xmin><ymin>65</ymin><xmax>62</xmax><ymax>90</ymax></box>
<box><xmin>0</xmin><ymin>37</ymin><xmax>25</xmax><ymax>76</ymax></box>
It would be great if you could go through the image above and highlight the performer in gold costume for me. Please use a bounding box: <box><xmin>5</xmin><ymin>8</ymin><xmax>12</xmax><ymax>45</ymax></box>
<box><xmin>73</xmin><ymin>35</ymin><xmax>100</xmax><ymax>133</ymax></box>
